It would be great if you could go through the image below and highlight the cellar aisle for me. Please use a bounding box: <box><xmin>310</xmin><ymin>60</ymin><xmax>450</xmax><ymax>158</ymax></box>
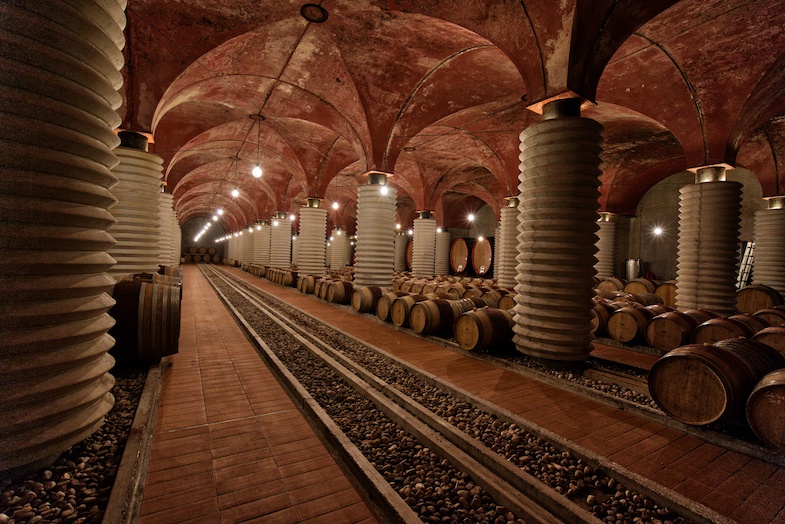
<box><xmin>223</xmin><ymin>267</ymin><xmax>785</xmax><ymax>524</ymax></box>
<box><xmin>138</xmin><ymin>264</ymin><xmax>377</xmax><ymax>524</ymax></box>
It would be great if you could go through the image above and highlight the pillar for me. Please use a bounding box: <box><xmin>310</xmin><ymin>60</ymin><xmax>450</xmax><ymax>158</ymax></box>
<box><xmin>355</xmin><ymin>172</ymin><xmax>397</xmax><ymax>287</ymax></box>
<box><xmin>228</xmin><ymin>234</ymin><xmax>239</xmax><ymax>260</ymax></box>
<box><xmin>752</xmin><ymin>196</ymin><xmax>785</xmax><ymax>295</ymax></box>
<box><xmin>107</xmin><ymin>132</ymin><xmax>163</xmax><ymax>277</ymax></box>
<box><xmin>298</xmin><ymin>198</ymin><xmax>327</xmax><ymax>275</ymax></box>
<box><xmin>241</xmin><ymin>225</ymin><xmax>255</xmax><ymax>264</ymax></box>
<box><xmin>394</xmin><ymin>231</ymin><xmax>407</xmax><ymax>272</ymax></box>
<box><xmin>497</xmin><ymin>198</ymin><xmax>519</xmax><ymax>289</ymax></box>
<box><xmin>676</xmin><ymin>166</ymin><xmax>742</xmax><ymax>315</ymax></box>
<box><xmin>330</xmin><ymin>226</ymin><xmax>349</xmax><ymax>269</ymax></box>
<box><xmin>513</xmin><ymin>98</ymin><xmax>604</xmax><ymax>364</ymax></box>
<box><xmin>595</xmin><ymin>212</ymin><xmax>616</xmax><ymax>279</ymax></box>
<box><xmin>270</xmin><ymin>212</ymin><xmax>292</xmax><ymax>268</ymax></box>
<box><xmin>158</xmin><ymin>191</ymin><xmax>177</xmax><ymax>266</ymax></box>
<box><xmin>435</xmin><ymin>229</ymin><xmax>451</xmax><ymax>276</ymax></box>
<box><xmin>253</xmin><ymin>220</ymin><xmax>270</xmax><ymax>265</ymax></box>
<box><xmin>0</xmin><ymin>0</ymin><xmax>125</xmax><ymax>474</ymax></box>
<box><xmin>412</xmin><ymin>211</ymin><xmax>436</xmax><ymax>277</ymax></box>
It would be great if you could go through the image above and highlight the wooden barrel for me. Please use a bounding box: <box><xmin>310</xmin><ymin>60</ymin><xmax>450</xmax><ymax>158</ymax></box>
<box><xmin>409</xmin><ymin>281</ymin><xmax>425</xmax><ymax>294</ymax></box>
<box><xmin>192</xmin><ymin>254</ymin><xmax>202</xmax><ymax>262</ymax></box>
<box><xmin>623</xmin><ymin>292</ymin><xmax>663</xmax><ymax>306</ymax></box>
<box><xmin>352</xmin><ymin>286</ymin><xmax>385</xmax><ymax>313</ymax></box>
<box><xmin>712</xmin><ymin>338</ymin><xmax>785</xmax><ymax>378</ymax></box>
<box><xmin>691</xmin><ymin>317</ymin><xmax>758</xmax><ymax>345</ymax></box>
<box><xmin>410</xmin><ymin>299</ymin><xmax>476</xmax><ymax>336</ymax></box>
<box><xmin>648</xmin><ymin>344</ymin><xmax>761</xmax><ymax>426</ymax></box>
<box><xmin>207</xmin><ymin>247</ymin><xmax>217</xmax><ymax>254</ymax></box>
<box><xmin>406</xmin><ymin>238</ymin><xmax>413</xmax><ymax>271</ymax></box>
<box><xmin>449</xmin><ymin>238</ymin><xmax>473</xmax><ymax>274</ymax></box>
<box><xmin>376</xmin><ymin>291</ymin><xmax>408</xmax><ymax>322</ymax></box>
<box><xmin>188</xmin><ymin>246</ymin><xmax>197</xmax><ymax>254</ymax></box>
<box><xmin>623</xmin><ymin>278</ymin><xmax>657</xmax><ymax>294</ymax></box>
<box><xmin>391</xmin><ymin>294</ymin><xmax>430</xmax><ymax>327</ymax></box>
<box><xmin>654</xmin><ymin>280</ymin><xmax>677</xmax><ymax>307</ymax></box>
<box><xmin>606</xmin><ymin>306</ymin><xmax>656</xmax><ymax>344</ymax></box>
<box><xmin>752</xmin><ymin>326</ymin><xmax>785</xmax><ymax>358</ymax></box>
<box><xmin>327</xmin><ymin>281</ymin><xmax>354</xmax><ymax>304</ymax></box>
<box><xmin>736</xmin><ymin>284</ymin><xmax>784</xmax><ymax>314</ymax></box>
<box><xmin>470</xmin><ymin>237</ymin><xmax>493</xmax><ymax>276</ymax></box>
<box><xmin>596</xmin><ymin>277</ymin><xmax>626</xmax><ymax>292</ymax></box>
<box><xmin>454</xmin><ymin>308</ymin><xmax>515</xmax><ymax>351</ymax></box>
<box><xmin>644</xmin><ymin>310</ymin><xmax>701</xmax><ymax>352</ymax></box>
<box><xmin>480</xmin><ymin>289</ymin><xmax>508</xmax><ymax>308</ymax></box>
<box><xmin>212</xmin><ymin>255</ymin><xmax>221</xmax><ymax>263</ymax></box>
<box><xmin>198</xmin><ymin>246</ymin><xmax>207</xmax><ymax>254</ymax></box>
<box><xmin>461</xmin><ymin>285</ymin><xmax>484</xmax><ymax>299</ymax></box>
<box><xmin>284</xmin><ymin>270</ymin><xmax>297</xmax><ymax>287</ymax></box>
<box><xmin>497</xmin><ymin>293</ymin><xmax>516</xmax><ymax>311</ymax></box>
<box><xmin>400</xmin><ymin>280</ymin><xmax>415</xmax><ymax>293</ymax></box>
<box><xmin>591</xmin><ymin>298</ymin><xmax>621</xmax><ymax>337</ymax></box>
<box><xmin>746</xmin><ymin>369</ymin><xmax>785</xmax><ymax>452</ymax></box>
<box><xmin>753</xmin><ymin>307</ymin><xmax>785</xmax><ymax>327</ymax></box>
<box><xmin>109</xmin><ymin>280</ymin><xmax>180</xmax><ymax>363</ymax></box>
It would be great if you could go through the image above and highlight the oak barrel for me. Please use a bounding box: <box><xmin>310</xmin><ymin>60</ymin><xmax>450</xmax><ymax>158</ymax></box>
<box><xmin>470</xmin><ymin>237</ymin><xmax>493</xmax><ymax>276</ymax></box>
<box><xmin>596</xmin><ymin>277</ymin><xmax>626</xmax><ymax>292</ymax></box>
<box><xmin>753</xmin><ymin>307</ymin><xmax>785</xmax><ymax>327</ymax></box>
<box><xmin>454</xmin><ymin>308</ymin><xmax>514</xmax><ymax>351</ymax></box>
<box><xmin>391</xmin><ymin>294</ymin><xmax>430</xmax><ymax>327</ymax></box>
<box><xmin>736</xmin><ymin>284</ymin><xmax>784</xmax><ymax>314</ymax></box>
<box><xmin>352</xmin><ymin>286</ymin><xmax>385</xmax><ymax>313</ymax></box>
<box><xmin>606</xmin><ymin>306</ymin><xmax>656</xmax><ymax>344</ymax></box>
<box><xmin>327</xmin><ymin>281</ymin><xmax>354</xmax><ymax>304</ymax></box>
<box><xmin>198</xmin><ymin>247</ymin><xmax>207</xmax><ymax>254</ymax></box>
<box><xmin>623</xmin><ymin>278</ymin><xmax>657</xmax><ymax>294</ymax></box>
<box><xmin>746</xmin><ymin>369</ymin><xmax>785</xmax><ymax>452</ymax></box>
<box><xmin>654</xmin><ymin>280</ymin><xmax>678</xmax><ymax>307</ymax></box>
<box><xmin>645</xmin><ymin>310</ymin><xmax>700</xmax><ymax>352</ymax></box>
<box><xmin>410</xmin><ymin>299</ymin><xmax>475</xmax><ymax>336</ymax></box>
<box><xmin>449</xmin><ymin>238</ymin><xmax>473</xmax><ymax>274</ymax></box>
<box><xmin>648</xmin><ymin>344</ymin><xmax>759</xmax><ymax>425</ymax></box>
<box><xmin>376</xmin><ymin>291</ymin><xmax>408</xmax><ymax>322</ymax></box>
<box><xmin>752</xmin><ymin>326</ymin><xmax>785</xmax><ymax>358</ymax></box>
<box><xmin>691</xmin><ymin>316</ymin><xmax>760</xmax><ymax>345</ymax></box>
<box><xmin>497</xmin><ymin>293</ymin><xmax>516</xmax><ymax>311</ymax></box>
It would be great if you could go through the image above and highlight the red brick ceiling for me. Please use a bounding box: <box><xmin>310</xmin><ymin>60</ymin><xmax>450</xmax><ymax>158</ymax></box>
<box><xmin>121</xmin><ymin>0</ymin><xmax>785</xmax><ymax>233</ymax></box>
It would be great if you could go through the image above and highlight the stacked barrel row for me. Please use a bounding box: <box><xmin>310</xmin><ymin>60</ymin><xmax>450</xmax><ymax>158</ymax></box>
<box><xmin>593</xmin><ymin>281</ymin><xmax>785</xmax><ymax>355</ymax></box>
<box><xmin>184</xmin><ymin>246</ymin><xmax>220</xmax><ymax>263</ymax></box>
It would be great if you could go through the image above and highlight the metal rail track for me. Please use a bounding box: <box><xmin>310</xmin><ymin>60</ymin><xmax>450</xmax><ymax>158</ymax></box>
<box><xmin>200</xmin><ymin>264</ymin><xmax>598</xmax><ymax>524</ymax></box>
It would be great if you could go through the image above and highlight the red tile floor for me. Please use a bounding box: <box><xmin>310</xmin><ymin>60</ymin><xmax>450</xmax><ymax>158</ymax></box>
<box><xmin>138</xmin><ymin>265</ymin><xmax>377</xmax><ymax>524</ymax></box>
<box><xmin>142</xmin><ymin>264</ymin><xmax>785</xmax><ymax>523</ymax></box>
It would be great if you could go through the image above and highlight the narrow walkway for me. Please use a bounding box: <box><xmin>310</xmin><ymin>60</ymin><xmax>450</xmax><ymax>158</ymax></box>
<box><xmin>139</xmin><ymin>265</ymin><xmax>377</xmax><ymax>524</ymax></box>
<box><xmin>223</xmin><ymin>266</ymin><xmax>785</xmax><ymax>524</ymax></box>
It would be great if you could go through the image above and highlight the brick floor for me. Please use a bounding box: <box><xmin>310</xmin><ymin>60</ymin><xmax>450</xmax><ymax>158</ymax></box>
<box><xmin>139</xmin><ymin>265</ymin><xmax>376</xmax><ymax>524</ymax></box>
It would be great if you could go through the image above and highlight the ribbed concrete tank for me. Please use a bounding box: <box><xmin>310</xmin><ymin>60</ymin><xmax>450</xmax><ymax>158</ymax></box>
<box><xmin>676</xmin><ymin>166</ymin><xmax>741</xmax><ymax>315</ymax></box>
<box><xmin>752</xmin><ymin>196</ymin><xmax>785</xmax><ymax>296</ymax></box>
<box><xmin>241</xmin><ymin>226</ymin><xmax>255</xmax><ymax>264</ymax></box>
<box><xmin>330</xmin><ymin>226</ymin><xmax>349</xmax><ymax>269</ymax></box>
<box><xmin>513</xmin><ymin>98</ymin><xmax>604</xmax><ymax>364</ymax></box>
<box><xmin>253</xmin><ymin>220</ymin><xmax>270</xmax><ymax>265</ymax></box>
<box><xmin>270</xmin><ymin>212</ymin><xmax>292</xmax><ymax>269</ymax></box>
<box><xmin>107</xmin><ymin>133</ymin><xmax>162</xmax><ymax>277</ymax></box>
<box><xmin>394</xmin><ymin>231</ymin><xmax>407</xmax><ymax>272</ymax></box>
<box><xmin>298</xmin><ymin>199</ymin><xmax>327</xmax><ymax>275</ymax></box>
<box><xmin>412</xmin><ymin>211</ymin><xmax>436</xmax><ymax>277</ymax></box>
<box><xmin>595</xmin><ymin>213</ymin><xmax>616</xmax><ymax>279</ymax></box>
<box><xmin>355</xmin><ymin>173</ymin><xmax>397</xmax><ymax>287</ymax></box>
<box><xmin>159</xmin><ymin>191</ymin><xmax>179</xmax><ymax>266</ymax></box>
<box><xmin>435</xmin><ymin>229</ymin><xmax>451</xmax><ymax>276</ymax></box>
<box><xmin>497</xmin><ymin>198</ymin><xmax>519</xmax><ymax>289</ymax></box>
<box><xmin>0</xmin><ymin>0</ymin><xmax>126</xmax><ymax>475</ymax></box>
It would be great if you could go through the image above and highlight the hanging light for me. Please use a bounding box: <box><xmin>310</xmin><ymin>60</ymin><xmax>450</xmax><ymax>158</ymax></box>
<box><xmin>289</xmin><ymin>213</ymin><xmax>296</xmax><ymax>221</ymax></box>
<box><xmin>251</xmin><ymin>113</ymin><xmax>264</xmax><ymax>178</ymax></box>
<box><xmin>217</xmin><ymin>208</ymin><xmax>224</xmax><ymax>215</ymax></box>
<box><xmin>332</xmin><ymin>201</ymin><xmax>339</xmax><ymax>210</ymax></box>
<box><xmin>212</xmin><ymin>215</ymin><xmax>218</xmax><ymax>221</ymax></box>
<box><xmin>231</xmin><ymin>188</ymin><xmax>239</xmax><ymax>198</ymax></box>
<box><xmin>380</xmin><ymin>185</ymin><xmax>388</xmax><ymax>195</ymax></box>
<box><xmin>467</xmin><ymin>213</ymin><xmax>475</xmax><ymax>222</ymax></box>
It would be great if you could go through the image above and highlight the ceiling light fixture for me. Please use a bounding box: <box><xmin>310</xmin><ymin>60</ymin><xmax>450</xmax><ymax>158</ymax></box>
<box><xmin>231</xmin><ymin>188</ymin><xmax>239</xmax><ymax>198</ymax></box>
<box><xmin>332</xmin><ymin>201</ymin><xmax>339</xmax><ymax>210</ymax></box>
<box><xmin>250</xmin><ymin>113</ymin><xmax>264</xmax><ymax>178</ymax></box>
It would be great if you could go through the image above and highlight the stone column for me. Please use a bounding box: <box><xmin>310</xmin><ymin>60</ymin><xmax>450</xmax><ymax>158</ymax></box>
<box><xmin>171</xmin><ymin>210</ymin><xmax>182</xmax><ymax>264</ymax></box>
<box><xmin>107</xmin><ymin>133</ymin><xmax>163</xmax><ymax>277</ymax></box>
<box><xmin>497</xmin><ymin>198</ymin><xmax>520</xmax><ymax>289</ymax></box>
<box><xmin>676</xmin><ymin>166</ymin><xmax>742</xmax><ymax>314</ymax></box>
<box><xmin>435</xmin><ymin>229</ymin><xmax>451</xmax><ymax>276</ymax></box>
<box><xmin>252</xmin><ymin>220</ymin><xmax>268</xmax><ymax>265</ymax></box>
<box><xmin>330</xmin><ymin>226</ymin><xmax>349</xmax><ymax>269</ymax></box>
<box><xmin>595</xmin><ymin>212</ymin><xmax>616</xmax><ymax>279</ymax></box>
<box><xmin>0</xmin><ymin>0</ymin><xmax>125</xmax><ymax>474</ymax></box>
<box><xmin>514</xmin><ymin>98</ymin><xmax>604</xmax><ymax>364</ymax></box>
<box><xmin>412</xmin><ymin>211</ymin><xmax>436</xmax><ymax>277</ymax></box>
<box><xmin>394</xmin><ymin>230</ymin><xmax>407</xmax><ymax>272</ymax></box>
<box><xmin>752</xmin><ymin>196</ymin><xmax>785</xmax><ymax>295</ymax></box>
<box><xmin>298</xmin><ymin>198</ymin><xmax>327</xmax><ymax>275</ymax></box>
<box><xmin>270</xmin><ymin>212</ymin><xmax>292</xmax><ymax>269</ymax></box>
<box><xmin>241</xmin><ymin>226</ymin><xmax>255</xmax><ymax>264</ymax></box>
<box><xmin>228</xmin><ymin>234</ymin><xmax>238</xmax><ymax>260</ymax></box>
<box><xmin>355</xmin><ymin>172</ymin><xmax>397</xmax><ymax>287</ymax></box>
<box><xmin>158</xmin><ymin>191</ymin><xmax>178</xmax><ymax>267</ymax></box>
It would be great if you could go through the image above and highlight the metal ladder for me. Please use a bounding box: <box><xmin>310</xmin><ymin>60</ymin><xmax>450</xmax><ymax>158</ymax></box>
<box><xmin>736</xmin><ymin>241</ymin><xmax>755</xmax><ymax>289</ymax></box>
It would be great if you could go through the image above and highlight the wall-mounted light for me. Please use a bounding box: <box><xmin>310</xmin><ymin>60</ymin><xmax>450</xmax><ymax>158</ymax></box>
<box><xmin>395</xmin><ymin>223</ymin><xmax>401</xmax><ymax>230</ymax></box>
<box><xmin>407</xmin><ymin>229</ymin><xmax>413</xmax><ymax>235</ymax></box>
<box><xmin>380</xmin><ymin>186</ymin><xmax>389</xmax><ymax>195</ymax></box>
<box><xmin>653</xmin><ymin>226</ymin><xmax>664</xmax><ymax>236</ymax></box>
<box><xmin>273</xmin><ymin>220</ymin><xmax>279</xmax><ymax>227</ymax></box>
<box><xmin>289</xmin><ymin>213</ymin><xmax>296</xmax><ymax>221</ymax></box>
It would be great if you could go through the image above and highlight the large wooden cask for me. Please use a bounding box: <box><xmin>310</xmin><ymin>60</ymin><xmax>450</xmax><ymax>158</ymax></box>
<box><xmin>470</xmin><ymin>237</ymin><xmax>493</xmax><ymax>276</ymax></box>
<box><xmin>747</xmin><ymin>369</ymin><xmax>785</xmax><ymax>453</ymax></box>
<box><xmin>449</xmin><ymin>238</ymin><xmax>473</xmax><ymax>274</ymax></box>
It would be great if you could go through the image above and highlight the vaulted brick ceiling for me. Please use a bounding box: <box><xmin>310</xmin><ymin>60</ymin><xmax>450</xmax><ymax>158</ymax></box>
<box><xmin>121</xmin><ymin>0</ymin><xmax>785</xmax><ymax>233</ymax></box>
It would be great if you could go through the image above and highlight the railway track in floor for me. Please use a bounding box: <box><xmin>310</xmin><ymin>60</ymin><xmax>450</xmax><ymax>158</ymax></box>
<box><xmin>199</xmin><ymin>264</ymin><xmax>724</xmax><ymax>524</ymax></box>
